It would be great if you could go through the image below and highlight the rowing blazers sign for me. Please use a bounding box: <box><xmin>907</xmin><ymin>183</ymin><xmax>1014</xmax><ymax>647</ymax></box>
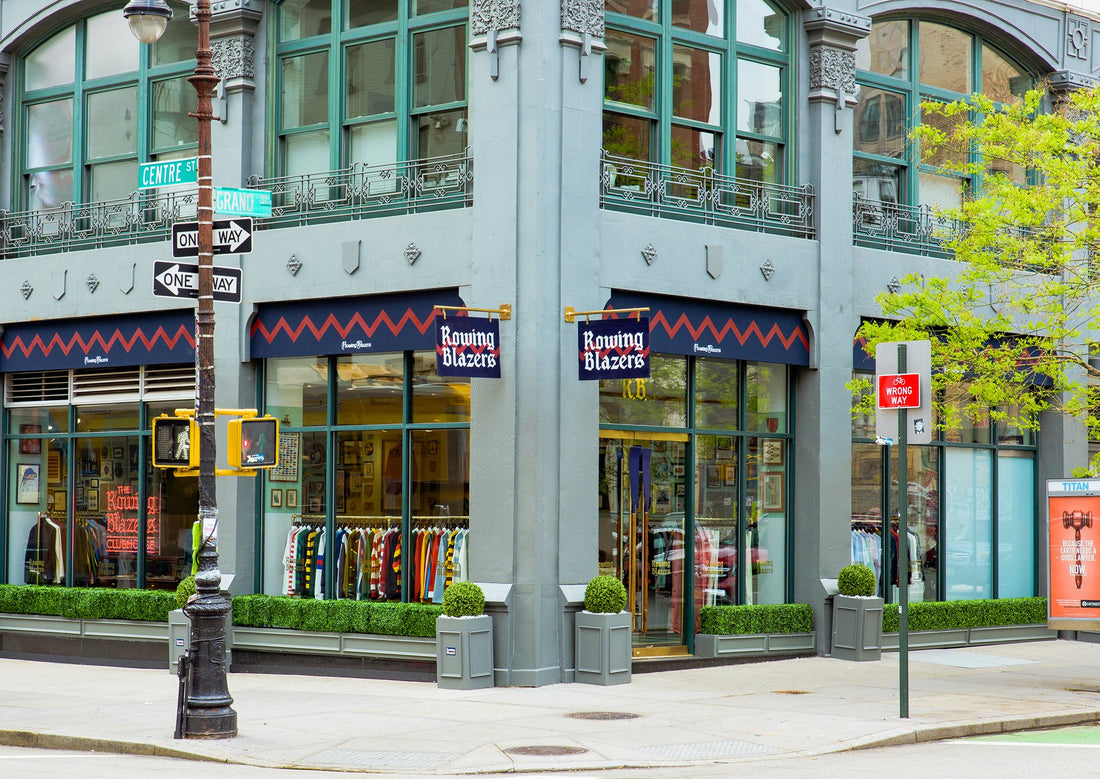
<box><xmin>578</xmin><ymin>318</ymin><xmax>650</xmax><ymax>380</ymax></box>
<box><xmin>436</xmin><ymin>318</ymin><xmax>501</xmax><ymax>378</ymax></box>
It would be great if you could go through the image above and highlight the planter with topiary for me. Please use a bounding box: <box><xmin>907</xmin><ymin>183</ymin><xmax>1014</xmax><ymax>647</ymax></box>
<box><xmin>436</xmin><ymin>581</ymin><xmax>494</xmax><ymax>689</ymax></box>
<box><xmin>831</xmin><ymin>563</ymin><xmax>883</xmax><ymax>662</ymax></box>
<box><xmin>575</xmin><ymin>575</ymin><xmax>631</xmax><ymax>685</ymax></box>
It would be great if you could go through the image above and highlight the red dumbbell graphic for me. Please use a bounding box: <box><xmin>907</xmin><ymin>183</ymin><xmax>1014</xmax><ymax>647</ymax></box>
<box><xmin>1063</xmin><ymin>511</ymin><xmax>1094</xmax><ymax>589</ymax></box>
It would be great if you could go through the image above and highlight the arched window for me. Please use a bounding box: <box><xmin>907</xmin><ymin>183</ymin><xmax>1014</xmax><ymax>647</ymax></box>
<box><xmin>18</xmin><ymin>5</ymin><xmax>196</xmax><ymax>211</ymax></box>
<box><xmin>602</xmin><ymin>0</ymin><xmax>793</xmax><ymax>184</ymax></box>
<box><xmin>853</xmin><ymin>19</ymin><xmax>1033</xmax><ymax>210</ymax></box>
<box><xmin>274</xmin><ymin>0</ymin><xmax>469</xmax><ymax>177</ymax></box>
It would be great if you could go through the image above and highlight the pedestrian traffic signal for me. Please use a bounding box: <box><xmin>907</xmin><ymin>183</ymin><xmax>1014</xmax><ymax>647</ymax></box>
<box><xmin>152</xmin><ymin>416</ymin><xmax>199</xmax><ymax>469</ymax></box>
<box><xmin>228</xmin><ymin>416</ymin><xmax>279</xmax><ymax>469</ymax></box>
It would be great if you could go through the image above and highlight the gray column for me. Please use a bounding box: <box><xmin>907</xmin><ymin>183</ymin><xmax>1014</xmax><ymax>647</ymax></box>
<box><xmin>794</xmin><ymin>5</ymin><xmax>868</xmax><ymax>650</ymax></box>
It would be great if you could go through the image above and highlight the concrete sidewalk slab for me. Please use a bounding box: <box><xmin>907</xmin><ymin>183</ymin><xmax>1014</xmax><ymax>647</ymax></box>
<box><xmin>2</xmin><ymin>639</ymin><xmax>1100</xmax><ymax>773</ymax></box>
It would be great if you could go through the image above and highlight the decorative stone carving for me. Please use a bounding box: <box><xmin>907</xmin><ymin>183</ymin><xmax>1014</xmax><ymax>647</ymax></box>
<box><xmin>760</xmin><ymin>259</ymin><xmax>775</xmax><ymax>281</ymax></box>
<box><xmin>1068</xmin><ymin>16</ymin><xmax>1090</xmax><ymax>62</ymax></box>
<box><xmin>405</xmin><ymin>243</ymin><xmax>422</xmax><ymax>265</ymax></box>
<box><xmin>86</xmin><ymin>274</ymin><xmax>100</xmax><ymax>294</ymax></box>
<box><xmin>211</xmin><ymin>34</ymin><xmax>255</xmax><ymax>81</ymax></box>
<box><xmin>809</xmin><ymin>47</ymin><xmax>856</xmax><ymax>95</ymax></box>
<box><xmin>287</xmin><ymin>255</ymin><xmax>301</xmax><ymax>276</ymax></box>
<box><xmin>887</xmin><ymin>277</ymin><xmax>901</xmax><ymax>295</ymax></box>
<box><xmin>561</xmin><ymin>0</ymin><xmax>603</xmax><ymax>38</ymax></box>
<box><xmin>641</xmin><ymin>243</ymin><xmax>656</xmax><ymax>266</ymax></box>
<box><xmin>472</xmin><ymin>0</ymin><xmax>521</xmax><ymax>35</ymax></box>
<box><xmin>20</xmin><ymin>281</ymin><xmax>31</xmax><ymax>300</ymax></box>
<box><xmin>210</xmin><ymin>0</ymin><xmax>263</xmax><ymax>13</ymax></box>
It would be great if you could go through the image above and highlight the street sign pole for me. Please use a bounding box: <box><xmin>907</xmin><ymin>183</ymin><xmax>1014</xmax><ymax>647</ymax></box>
<box><xmin>897</xmin><ymin>343</ymin><xmax>909</xmax><ymax>720</ymax></box>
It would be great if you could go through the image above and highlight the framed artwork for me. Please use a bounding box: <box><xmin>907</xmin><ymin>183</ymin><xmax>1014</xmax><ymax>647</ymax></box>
<box><xmin>16</xmin><ymin>464</ymin><xmax>40</xmax><ymax>504</ymax></box>
<box><xmin>762</xmin><ymin>473</ymin><xmax>785</xmax><ymax>512</ymax></box>
<box><xmin>715</xmin><ymin>435</ymin><xmax>733</xmax><ymax>460</ymax></box>
<box><xmin>47</xmin><ymin>451</ymin><xmax>62</xmax><ymax>482</ymax></box>
<box><xmin>723</xmin><ymin>465</ymin><xmax>735</xmax><ymax>485</ymax></box>
<box><xmin>101</xmin><ymin>462</ymin><xmax>112</xmax><ymax>479</ymax></box>
<box><xmin>309</xmin><ymin>480</ymin><xmax>325</xmax><ymax>496</ymax></box>
<box><xmin>269</xmin><ymin>433</ymin><xmax>300</xmax><ymax>482</ymax></box>
<box><xmin>706</xmin><ymin>464</ymin><xmax>721</xmax><ymax>489</ymax></box>
<box><xmin>87</xmin><ymin>489</ymin><xmax>99</xmax><ymax>512</ymax></box>
<box><xmin>672</xmin><ymin>463</ymin><xmax>685</xmax><ymax>477</ymax></box>
<box><xmin>19</xmin><ymin>425</ymin><xmax>41</xmax><ymax>454</ymax></box>
<box><xmin>342</xmin><ymin>441</ymin><xmax>359</xmax><ymax>466</ymax></box>
<box><xmin>75</xmin><ymin>486</ymin><xmax>85</xmax><ymax>506</ymax></box>
<box><xmin>270</xmin><ymin>489</ymin><xmax>283</xmax><ymax>508</ymax></box>
<box><xmin>308</xmin><ymin>497</ymin><xmax>322</xmax><ymax>513</ymax></box>
<box><xmin>364</xmin><ymin>462</ymin><xmax>374</xmax><ymax>478</ymax></box>
<box><xmin>349</xmin><ymin>472</ymin><xmax>362</xmax><ymax>495</ymax></box>
<box><xmin>51</xmin><ymin>491</ymin><xmax>66</xmax><ymax>512</ymax></box>
<box><xmin>762</xmin><ymin>439</ymin><xmax>784</xmax><ymax>466</ymax></box>
<box><xmin>286</xmin><ymin>489</ymin><xmax>298</xmax><ymax>509</ymax></box>
<box><xmin>428</xmin><ymin>440</ymin><xmax>438</xmax><ymax>455</ymax></box>
<box><xmin>113</xmin><ymin>446</ymin><xmax>124</xmax><ymax>460</ymax></box>
<box><xmin>129</xmin><ymin>445</ymin><xmax>139</xmax><ymax>471</ymax></box>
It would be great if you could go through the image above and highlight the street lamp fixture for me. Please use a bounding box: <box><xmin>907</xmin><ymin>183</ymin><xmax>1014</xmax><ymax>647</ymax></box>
<box><xmin>124</xmin><ymin>0</ymin><xmax>237</xmax><ymax>739</ymax></box>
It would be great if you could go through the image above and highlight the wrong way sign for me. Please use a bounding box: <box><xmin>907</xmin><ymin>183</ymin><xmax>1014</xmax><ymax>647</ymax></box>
<box><xmin>171</xmin><ymin>218</ymin><xmax>253</xmax><ymax>257</ymax></box>
<box><xmin>153</xmin><ymin>261</ymin><xmax>242</xmax><ymax>303</ymax></box>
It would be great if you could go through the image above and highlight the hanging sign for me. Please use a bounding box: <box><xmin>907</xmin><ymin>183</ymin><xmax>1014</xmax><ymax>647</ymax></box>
<box><xmin>578</xmin><ymin>318</ymin><xmax>649</xmax><ymax>381</ymax></box>
<box><xmin>435</xmin><ymin>317</ymin><xmax>501</xmax><ymax>378</ymax></box>
<box><xmin>1048</xmin><ymin>479</ymin><xmax>1100</xmax><ymax>630</ymax></box>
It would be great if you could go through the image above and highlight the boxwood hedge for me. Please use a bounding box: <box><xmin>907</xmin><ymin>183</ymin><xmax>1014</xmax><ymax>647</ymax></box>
<box><xmin>0</xmin><ymin>584</ymin><xmax>175</xmax><ymax>622</ymax></box>
<box><xmin>231</xmin><ymin>594</ymin><xmax>442</xmax><ymax>638</ymax></box>
<box><xmin>882</xmin><ymin>596</ymin><xmax>1046</xmax><ymax>633</ymax></box>
<box><xmin>698</xmin><ymin>603</ymin><xmax>814</xmax><ymax>635</ymax></box>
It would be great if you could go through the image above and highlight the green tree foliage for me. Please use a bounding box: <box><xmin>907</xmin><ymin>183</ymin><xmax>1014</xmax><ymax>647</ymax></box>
<box><xmin>851</xmin><ymin>85</ymin><xmax>1100</xmax><ymax>470</ymax></box>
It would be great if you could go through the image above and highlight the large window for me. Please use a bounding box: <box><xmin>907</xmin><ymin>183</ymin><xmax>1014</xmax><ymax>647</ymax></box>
<box><xmin>602</xmin><ymin>0</ymin><xmax>791</xmax><ymax>182</ymax></box>
<box><xmin>599</xmin><ymin>356</ymin><xmax>791</xmax><ymax>650</ymax></box>
<box><xmin>853</xmin><ymin>19</ymin><xmax>1031</xmax><ymax>209</ymax></box>
<box><xmin>275</xmin><ymin>0</ymin><xmax>469</xmax><ymax>176</ymax></box>
<box><xmin>18</xmin><ymin>6</ymin><xmax>196</xmax><ymax>210</ymax></box>
<box><xmin>261</xmin><ymin>352</ymin><xmax>470</xmax><ymax>601</ymax></box>
<box><xmin>851</xmin><ymin>374</ymin><xmax>1037</xmax><ymax>603</ymax></box>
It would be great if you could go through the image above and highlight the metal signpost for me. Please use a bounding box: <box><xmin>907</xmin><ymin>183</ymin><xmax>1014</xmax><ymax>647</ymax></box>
<box><xmin>875</xmin><ymin>339</ymin><xmax>931</xmax><ymax>720</ymax></box>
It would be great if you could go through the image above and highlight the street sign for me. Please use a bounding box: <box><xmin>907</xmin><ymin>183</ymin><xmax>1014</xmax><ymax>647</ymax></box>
<box><xmin>152</xmin><ymin>261</ymin><xmax>242</xmax><ymax>303</ymax></box>
<box><xmin>214</xmin><ymin>187</ymin><xmax>272</xmax><ymax>218</ymax></box>
<box><xmin>139</xmin><ymin>158</ymin><xmax>198</xmax><ymax>189</ymax></box>
<box><xmin>876</xmin><ymin>373</ymin><xmax>921</xmax><ymax>409</ymax></box>
<box><xmin>875</xmin><ymin>340</ymin><xmax>932</xmax><ymax>445</ymax></box>
<box><xmin>172</xmin><ymin>218</ymin><xmax>253</xmax><ymax>257</ymax></box>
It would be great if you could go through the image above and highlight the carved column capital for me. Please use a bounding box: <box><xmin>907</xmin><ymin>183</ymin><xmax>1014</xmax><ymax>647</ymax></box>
<box><xmin>804</xmin><ymin>6</ymin><xmax>869</xmax><ymax>106</ymax></box>
<box><xmin>471</xmin><ymin>0</ymin><xmax>521</xmax><ymax>36</ymax></box>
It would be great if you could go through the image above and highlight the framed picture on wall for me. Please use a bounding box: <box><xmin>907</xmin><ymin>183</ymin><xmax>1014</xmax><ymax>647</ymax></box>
<box><xmin>270</xmin><ymin>489</ymin><xmax>283</xmax><ymax>509</ymax></box>
<box><xmin>715</xmin><ymin>435</ymin><xmax>733</xmax><ymax>460</ymax></box>
<box><xmin>16</xmin><ymin>464</ymin><xmax>40</xmax><ymax>504</ymax></box>
<box><xmin>19</xmin><ymin>425</ymin><xmax>41</xmax><ymax>454</ymax></box>
<box><xmin>761</xmin><ymin>439</ymin><xmax>784</xmax><ymax>466</ymax></box>
<box><xmin>269</xmin><ymin>433</ymin><xmax>300</xmax><ymax>482</ymax></box>
<box><xmin>723</xmin><ymin>465</ymin><xmax>735</xmax><ymax>485</ymax></box>
<box><xmin>286</xmin><ymin>489</ymin><xmax>298</xmax><ymax>509</ymax></box>
<box><xmin>762</xmin><ymin>473</ymin><xmax>784</xmax><ymax>512</ymax></box>
<box><xmin>706</xmin><ymin>465</ymin><xmax>721</xmax><ymax>489</ymax></box>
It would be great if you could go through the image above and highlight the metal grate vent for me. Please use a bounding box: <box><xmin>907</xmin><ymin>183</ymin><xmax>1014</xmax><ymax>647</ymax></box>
<box><xmin>504</xmin><ymin>746</ymin><xmax>589</xmax><ymax>756</ymax></box>
<box><xmin>72</xmin><ymin>368</ymin><xmax>142</xmax><ymax>403</ymax></box>
<box><xmin>142</xmin><ymin>365</ymin><xmax>194</xmax><ymax>400</ymax></box>
<box><xmin>6</xmin><ymin>371</ymin><xmax>70</xmax><ymax>405</ymax></box>
<box><xmin>567</xmin><ymin>711</ymin><xmax>641</xmax><ymax>721</ymax></box>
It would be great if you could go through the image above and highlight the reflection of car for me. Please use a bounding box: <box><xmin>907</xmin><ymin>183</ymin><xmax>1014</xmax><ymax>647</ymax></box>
<box><xmin>944</xmin><ymin>523</ymin><xmax>1009</xmax><ymax>597</ymax></box>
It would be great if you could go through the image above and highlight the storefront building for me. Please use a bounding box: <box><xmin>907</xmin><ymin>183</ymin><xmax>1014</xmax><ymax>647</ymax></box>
<box><xmin>0</xmin><ymin>0</ymin><xmax>1096</xmax><ymax>685</ymax></box>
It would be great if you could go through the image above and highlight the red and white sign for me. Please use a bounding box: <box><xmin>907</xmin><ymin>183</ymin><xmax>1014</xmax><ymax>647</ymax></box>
<box><xmin>877</xmin><ymin>373</ymin><xmax>921</xmax><ymax>409</ymax></box>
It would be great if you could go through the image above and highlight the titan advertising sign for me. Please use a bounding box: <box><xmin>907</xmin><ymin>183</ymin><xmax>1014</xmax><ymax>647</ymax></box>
<box><xmin>435</xmin><ymin>318</ymin><xmax>501</xmax><ymax>378</ymax></box>
<box><xmin>1047</xmin><ymin>478</ymin><xmax>1100</xmax><ymax>630</ymax></box>
<box><xmin>577</xmin><ymin>318</ymin><xmax>649</xmax><ymax>380</ymax></box>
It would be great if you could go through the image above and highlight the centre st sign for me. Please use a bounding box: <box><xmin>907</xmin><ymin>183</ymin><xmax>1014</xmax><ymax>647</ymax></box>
<box><xmin>138</xmin><ymin>158</ymin><xmax>198</xmax><ymax>189</ymax></box>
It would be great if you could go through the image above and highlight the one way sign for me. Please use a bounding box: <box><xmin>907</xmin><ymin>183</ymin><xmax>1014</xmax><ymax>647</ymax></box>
<box><xmin>171</xmin><ymin>218</ymin><xmax>253</xmax><ymax>257</ymax></box>
<box><xmin>153</xmin><ymin>261</ymin><xmax>242</xmax><ymax>303</ymax></box>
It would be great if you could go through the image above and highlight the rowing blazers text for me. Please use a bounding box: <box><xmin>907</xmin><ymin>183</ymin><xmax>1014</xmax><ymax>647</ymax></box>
<box><xmin>578</xmin><ymin>318</ymin><xmax>650</xmax><ymax>380</ymax></box>
<box><xmin>435</xmin><ymin>317</ymin><xmax>501</xmax><ymax>378</ymax></box>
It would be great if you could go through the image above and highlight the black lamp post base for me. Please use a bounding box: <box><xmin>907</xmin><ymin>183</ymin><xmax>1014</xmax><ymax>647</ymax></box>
<box><xmin>185</xmin><ymin>708</ymin><xmax>238</xmax><ymax>739</ymax></box>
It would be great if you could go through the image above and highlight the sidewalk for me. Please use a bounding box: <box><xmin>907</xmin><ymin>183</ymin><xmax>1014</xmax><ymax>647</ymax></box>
<box><xmin>2</xmin><ymin>639</ymin><xmax>1100</xmax><ymax>774</ymax></box>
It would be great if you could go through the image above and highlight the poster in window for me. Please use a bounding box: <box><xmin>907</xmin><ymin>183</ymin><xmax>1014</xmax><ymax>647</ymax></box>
<box><xmin>761</xmin><ymin>439</ymin><xmax>784</xmax><ymax>466</ymax></box>
<box><xmin>19</xmin><ymin>425</ymin><xmax>41</xmax><ymax>455</ymax></box>
<box><xmin>17</xmin><ymin>464</ymin><xmax>41</xmax><ymax>504</ymax></box>
<box><xmin>269</xmin><ymin>433</ymin><xmax>300</xmax><ymax>482</ymax></box>
<box><xmin>762</xmin><ymin>473</ymin><xmax>784</xmax><ymax>512</ymax></box>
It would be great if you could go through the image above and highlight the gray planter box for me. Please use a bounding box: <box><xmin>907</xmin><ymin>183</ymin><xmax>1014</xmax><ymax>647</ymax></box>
<box><xmin>694</xmin><ymin>631</ymin><xmax>816</xmax><ymax>658</ymax></box>
<box><xmin>168</xmin><ymin>608</ymin><xmax>231</xmax><ymax>673</ymax></box>
<box><xmin>575</xmin><ymin>610</ymin><xmax>632</xmax><ymax>685</ymax></box>
<box><xmin>831</xmin><ymin>594</ymin><xmax>884</xmax><ymax>661</ymax></box>
<box><xmin>436</xmin><ymin>614</ymin><xmax>494</xmax><ymax>690</ymax></box>
<box><xmin>883</xmin><ymin>623</ymin><xmax>1053</xmax><ymax>651</ymax></box>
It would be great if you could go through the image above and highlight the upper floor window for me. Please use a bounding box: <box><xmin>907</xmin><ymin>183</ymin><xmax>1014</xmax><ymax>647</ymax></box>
<box><xmin>274</xmin><ymin>0</ymin><xmax>468</xmax><ymax>177</ymax></box>
<box><xmin>19</xmin><ymin>5</ymin><xmax>196</xmax><ymax>211</ymax></box>
<box><xmin>853</xmin><ymin>19</ymin><xmax>1032</xmax><ymax>210</ymax></box>
<box><xmin>602</xmin><ymin>0</ymin><xmax>792</xmax><ymax>184</ymax></box>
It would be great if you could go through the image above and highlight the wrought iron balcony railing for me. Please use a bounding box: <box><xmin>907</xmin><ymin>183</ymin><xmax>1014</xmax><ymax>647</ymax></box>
<box><xmin>599</xmin><ymin>152</ymin><xmax>816</xmax><ymax>238</ymax></box>
<box><xmin>0</xmin><ymin>151</ymin><xmax>473</xmax><ymax>259</ymax></box>
<box><xmin>852</xmin><ymin>195</ymin><xmax>958</xmax><ymax>258</ymax></box>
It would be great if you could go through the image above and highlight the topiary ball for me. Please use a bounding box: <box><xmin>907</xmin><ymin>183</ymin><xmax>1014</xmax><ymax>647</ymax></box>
<box><xmin>175</xmin><ymin>575</ymin><xmax>197</xmax><ymax>610</ymax></box>
<box><xmin>837</xmin><ymin>563</ymin><xmax>876</xmax><ymax>597</ymax></box>
<box><xmin>584</xmin><ymin>575</ymin><xmax>627</xmax><ymax>613</ymax></box>
<box><xmin>442</xmin><ymin>580</ymin><xmax>485</xmax><ymax>617</ymax></box>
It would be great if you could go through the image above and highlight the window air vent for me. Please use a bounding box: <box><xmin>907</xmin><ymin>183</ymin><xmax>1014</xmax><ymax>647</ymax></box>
<box><xmin>6</xmin><ymin>371</ymin><xmax>70</xmax><ymax>405</ymax></box>
<box><xmin>72</xmin><ymin>368</ymin><xmax>142</xmax><ymax>403</ymax></box>
<box><xmin>142</xmin><ymin>365</ymin><xmax>195</xmax><ymax>400</ymax></box>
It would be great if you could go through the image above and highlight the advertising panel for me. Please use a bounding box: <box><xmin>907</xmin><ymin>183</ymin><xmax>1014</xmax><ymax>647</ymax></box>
<box><xmin>577</xmin><ymin>318</ymin><xmax>649</xmax><ymax>381</ymax></box>
<box><xmin>435</xmin><ymin>317</ymin><xmax>501</xmax><ymax>378</ymax></box>
<box><xmin>1048</xmin><ymin>478</ymin><xmax>1100</xmax><ymax>630</ymax></box>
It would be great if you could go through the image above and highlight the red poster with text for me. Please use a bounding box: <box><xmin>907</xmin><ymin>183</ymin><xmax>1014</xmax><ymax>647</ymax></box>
<box><xmin>1048</xmin><ymin>494</ymin><xmax>1100</xmax><ymax>620</ymax></box>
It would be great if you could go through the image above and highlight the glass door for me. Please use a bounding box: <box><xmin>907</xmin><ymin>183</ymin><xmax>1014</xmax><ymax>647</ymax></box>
<box><xmin>598</xmin><ymin>431</ymin><xmax>688</xmax><ymax>656</ymax></box>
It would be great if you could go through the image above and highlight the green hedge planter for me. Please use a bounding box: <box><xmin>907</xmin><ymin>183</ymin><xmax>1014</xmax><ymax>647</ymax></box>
<box><xmin>698</xmin><ymin>603</ymin><xmax>814</xmax><ymax>635</ymax></box>
<box><xmin>231</xmin><ymin>594</ymin><xmax>442</xmax><ymax>638</ymax></box>
<box><xmin>882</xmin><ymin>596</ymin><xmax>1047</xmax><ymax>633</ymax></box>
<box><xmin>0</xmin><ymin>584</ymin><xmax>176</xmax><ymax>622</ymax></box>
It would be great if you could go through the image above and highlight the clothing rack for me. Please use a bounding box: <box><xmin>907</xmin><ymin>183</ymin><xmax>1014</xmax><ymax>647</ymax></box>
<box><xmin>293</xmin><ymin>514</ymin><xmax>401</xmax><ymax>528</ymax></box>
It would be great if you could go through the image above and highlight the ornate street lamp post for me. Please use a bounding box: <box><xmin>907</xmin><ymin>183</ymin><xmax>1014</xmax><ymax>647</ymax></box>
<box><xmin>123</xmin><ymin>0</ymin><xmax>236</xmax><ymax>738</ymax></box>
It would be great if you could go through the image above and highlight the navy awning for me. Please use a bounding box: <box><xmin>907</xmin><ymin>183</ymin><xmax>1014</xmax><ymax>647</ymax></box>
<box><xmin>0</xmin><ymin>310</ymin><xmax>195</xmax><ymax>372</ymax></box>
<box><xmin>603</xmin><ymin>291</ymin><xmax>809</xmax><ymax>366</ymax></box>
<box><xmin>250</xmin><ymin>289</ymin><xmax>465</xmax><ymax>359</ymax></box>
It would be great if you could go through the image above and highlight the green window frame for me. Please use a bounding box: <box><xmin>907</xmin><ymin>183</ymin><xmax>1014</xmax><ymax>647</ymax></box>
<box><xmin>272</xmin><ymin>0</ymin><xmax>469</xmax><ymax>177</ymax></box>
<box><xmin>602</xmin><ymin>0</ymin><xmax>794</xmax><ymax>184</ymax></box>
<box><xmin>16</xmin><ymin>4</ymin><xmax>197</xmax><ymax>211</ymax></box>
<box><xmin>853</xmin><ymin>19</ymin><xmax>1034</xmax><ymax>209</ymax></box>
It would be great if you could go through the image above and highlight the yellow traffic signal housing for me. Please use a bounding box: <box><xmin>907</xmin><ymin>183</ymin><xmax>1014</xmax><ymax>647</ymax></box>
<box><xmin>152</xmin><ymin>415</ymin><xmax>199</xmax><ymax>469</ymax></box>
<box><xmin>227</xmin><ymin>416</ymin><xmax>279</xmax><ymax>469</ymax></box>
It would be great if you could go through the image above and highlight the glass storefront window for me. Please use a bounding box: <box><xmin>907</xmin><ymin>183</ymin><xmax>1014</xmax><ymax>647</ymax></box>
<box><xmin>412</xmin><ymin>352</ymin><xmax>470</xmax><ymax>423</ymax></box>
<box><xmin>695</xmin><ymin>357</ymin><xmax>738</xmax><ymax>430</ymax></box>
<box><xmin>267</xmin><ymin>356</ymin><xmax>329</xmax><ymax>427</ymax></box>
<box><xmin>745</xmin><ymin>362</ymin><xmax>787</xmax><ymax>432</ymax></box>
<box><xmin>944</xmin><ymin>448</ymin><xmax>992</xmax><ymax>600</ymax></box>
<box><xmin>335</xmin><ymin>354</ymin><xmax>404</xmax><ymax>426</ymax></box>
<box><xmin>599</xmin><ymin>355</ymin><xmax>687</xmax><ymax>427</ymax></box>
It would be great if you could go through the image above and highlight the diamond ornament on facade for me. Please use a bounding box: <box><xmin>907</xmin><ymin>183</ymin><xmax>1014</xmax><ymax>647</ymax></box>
<box><xmin>760</xmin><ymin>259</ymin><xmax>775</xmax><ymax>281</ymax></box>
<box><xmin>287</xmin><ymin>254</ymin><xmax>301</xmax><ymax>276</ymax></box>
<box><xmin>86</xmin><ymin>274</ymin><xmax>99</xmax><ymax>293</ymax></box>
<box><xmin>641</xmin><ymin>243</ymin><xmax>656</xmax><ymax>265</ymax></box>
<box><xmin>405</xmin><ymin>243</ymin><xmax>421</xmax><ymax>265</ymax></box>
<box><xmin>20</xmin><ymin>281</ymin><xmax>32</xmax><ymax>300</ymax></box>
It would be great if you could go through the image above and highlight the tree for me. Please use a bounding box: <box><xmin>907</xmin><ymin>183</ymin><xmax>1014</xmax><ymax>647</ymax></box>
<box><xmin>851</xmin><ymin>85</ymin><xmax>1100</xmax><ymax>471</ymax></box>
